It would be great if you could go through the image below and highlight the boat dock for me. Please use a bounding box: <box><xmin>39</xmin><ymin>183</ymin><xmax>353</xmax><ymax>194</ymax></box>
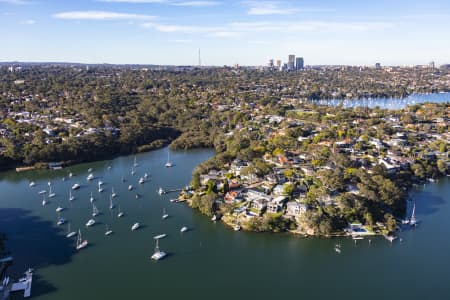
<box><xmin>10</xmin><ymin>270</ymin><xmax>33</xmax><ymax>298</ymax></box>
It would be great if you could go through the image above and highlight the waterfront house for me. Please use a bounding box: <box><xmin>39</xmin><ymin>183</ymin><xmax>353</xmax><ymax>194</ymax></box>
<box><xmin>251</xmin><ymin>198</ymin><xmax>268</xmax><ymax>214</ymax></box>
<box><xmin>285</xmin><ymin>201</ymin><xmax>308</xmax><ymax>218</ymax></box>
<box><xmin>266</xmin><ymin>196</ymin><xmax>288</xmax><ymax>213</ymax></box>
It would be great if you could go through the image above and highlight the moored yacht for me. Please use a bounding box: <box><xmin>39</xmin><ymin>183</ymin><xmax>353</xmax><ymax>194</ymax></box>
<box><xmin>86</xmin><ymin>219</ymin><xmax>96</xmax><ymax>227</ymax></box>
<box><xmin>86</xmin><ymin>173</ymin><xmax>94</xmax><ymax>181</ymax></box>
<box><xmin>151</xmin><ymin>239</ymin><xmax>167</xmax><ymax>261</ymax></box>
<box><xmin>153</xmin><ymin>234</ymin><xmax>167</xmax><ymax>240</ymax></box>
<box><xmin>76</xmin><ymin>229</ymin><xmax>88</xmax><ymax>250</ymax></box>
<box><xmin>117</xmin><ymin>205</ymin><xmax>124</xmax><ymax>218</ymax></box>
<box><xmin>131</xmin><ymin>222</ymin><xmax>140</xmax><ymax>231</ymax></box>
<box><xmin>72</xmin><ymin>183</ymin><xmax>80</xmax><ymax>190</ymax></box>
<box><xmin>105</xmin><ymin>224</ymin><xmax>113</xmax><ymax>236</ymax></box>
<box><xmin>180</xmin><ymin>226</ymin><xmax>188</xmax><ymax>233</ymax></box>
<box><xmin>66</xmin><ymin>223</ymin><xmax>76</xmax><ymax>238</ymax></box>
<box><xmin>29</xmin><ymin>181</ymin><xmax>36</xmax><ymax>187</ymax></box>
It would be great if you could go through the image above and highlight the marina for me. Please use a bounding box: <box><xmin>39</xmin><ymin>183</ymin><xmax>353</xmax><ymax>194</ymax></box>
<box><xmin>0</xmin><ymin>147</ymin><xmax>450</xmax><ymax>300</ymax></box>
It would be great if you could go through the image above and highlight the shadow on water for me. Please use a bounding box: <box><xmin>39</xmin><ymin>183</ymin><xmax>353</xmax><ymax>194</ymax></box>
<box><xmin>0</xmin><ymin>208</ymin><xmax>77</xmax><ymax>298</ymax></box>
<box><xmin>413</xmin><ymin>190</ymin><xmax>446</xmax><ymax>216</ymax></box>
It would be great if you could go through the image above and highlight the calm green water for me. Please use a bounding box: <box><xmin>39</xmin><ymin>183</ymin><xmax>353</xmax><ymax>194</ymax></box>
<box><xmin>1</xmin><ymin>147</ymin><xmax>450</xmax><ymax>300</ymax></box>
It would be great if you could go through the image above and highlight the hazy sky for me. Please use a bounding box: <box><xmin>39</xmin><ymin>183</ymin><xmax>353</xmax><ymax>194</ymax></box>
<box><xmin>1</xmin><ymin>0</ymin><xmax>449</xmax><ymax>66</ymax></box>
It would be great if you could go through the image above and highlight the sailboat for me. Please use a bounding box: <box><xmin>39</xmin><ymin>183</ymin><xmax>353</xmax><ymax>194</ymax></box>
<box><xmin>86</xmin><ymin>219</ymin><xmax>96</xmax><ymax>227</ymax></box>
<box><xmin>117</xmin><ymin>205</ymin><xmax>124</xmax><ymax>218</ymax></box>
<box><xmin>29</xmin><ymin>181</ymin><xmax>35</xmax><ymax>187</ymax></box>
<box><xmin>133</xmin><ymin>156</ymin><xmax>139</xmax><ymax>167</ymax></box>
<box><xmin>128</xmin><ymin>185</ymin><xmax>133</xmax><ymax>191</ymax></box>
<box><xmin>151</xmin><ymin>239</ymin><xmax>167</xmax><ymax>260</ymax></box>
<box><xmin>111</xmin><ymin>187</ymin><xmax>117</xmax><ymax>198</ymax></box>
<box><xmin>76</xmin><ymin>229</ymin><xmax>88</xmax><ymax>250</ymax></box>
<box><xmin>72</xmin><ymin>183</ymin><xmax>80</xmax><ymax>190</ymax></box>
<box><xmin>105</xmin><ymin>224</ymin><xmax>113</xmax><ymax>236</ymax></box>
<box><xmin>55</xmin><ymin>203</ymin><xmax>64</xmax><ymax>212</ymax></box>
<box><xmin>69</xmin><ymin>190</ymin><xmax>75</xmax><ymax>201</ymax></box>
<box><xmin>109</xmin><ymin>195</ymin><xmax>115</xmax><ymax>209</ymax></box>
<box><xmin>92</xmin><ymin>203</ymin><xmax>99</xmax><ymax>217</ymax></box>
<box><xmin>138</xmin><ymin>177</ymin><xmax>145</xmax><ymax>184</ymax></box>
<box><xmin>98</xmin><ymin>182</ymin><xmax>104</xmax><ymax>193</ymax></box>
<box><xmin>131</xmin><ymin>166</ymin><xmax>136</xmax><ymax>176</ymax></box>
<box><xmin>57</xmin><ymin>213</ymin><xmax>65</xmax><ymax>226</ymax></box>
<box><xmin>66</xmin><ymin>223</ymin><xmax>76</xmax><ymax>238</ymax></box>
<box><xmin>48</xmin><ymin>185</ymin><xmax>56</xmax><ymax>198</ymax></box>
<box><xmin>87</xmin><ymin>173</ymin><xmax>94</xmax><ymax>181</ymax></box>
<box><xmin>410</xmin><ymin>202</ymin><xmax>418</xmax><ymax>226</ymax></box>
<box><xmin>42</xmin><ymin>194</ymin><xmax>47</xmax><ymax>206</ymax></box>
<box><xmin>162</xmin><ymin>208</ymin><xmax>169</xmax><ymax>219</ymax></box>
<box><xmin>90</xmin><ymin>192</ymin><xmax>94</xmax><ymax>203</ymax></box>
<box><xmin>131</xmin><ymin>222</ymin><xmax>140</xmax><ymax>231</ymax></box>
<box><xmin>165</xmin><ymin>150</ymin><xmax>173</xmax><ymax>168</ymax></box>
<box><xmin>180</xmin><ymin>226</ymin><xmax>188</xmax><ymax>233</ymax></box>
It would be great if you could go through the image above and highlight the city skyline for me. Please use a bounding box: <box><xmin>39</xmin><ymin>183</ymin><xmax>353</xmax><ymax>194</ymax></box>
<box><xmin>1</xmin><ymin>0</ymin><xmax>450</xmax><ymax>66</ymax></box>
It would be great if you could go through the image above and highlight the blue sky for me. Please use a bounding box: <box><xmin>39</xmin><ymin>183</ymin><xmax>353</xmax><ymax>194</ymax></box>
<box><xmin>1</xmin><ymin>0</ymin><xmax>449</xmax><ymax>66</ymax></box>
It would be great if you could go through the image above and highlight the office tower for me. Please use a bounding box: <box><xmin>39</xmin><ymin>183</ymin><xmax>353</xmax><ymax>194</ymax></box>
<box><xmin>296</xmin><ymin>57</ymin><xmax>304</xmax><ymax>70</ymax></box>
<box><xmin>375</xmin><ymin>63</ymin><xmax>381</xmax><ymax>69</ymax></box>
<box><xmin>288</xmin><ymin>55</ymin><xmax>295</xmax><ymax>71</ymax></box>
<box><xmin>276</xmin><ymin>60</ymin><xmax>282</xmax><ymax>69</ymax></box>
<box><xmin>268</xmin><ymin>59</ymin><xmax>274</xmax><ymax>68</ymax></box>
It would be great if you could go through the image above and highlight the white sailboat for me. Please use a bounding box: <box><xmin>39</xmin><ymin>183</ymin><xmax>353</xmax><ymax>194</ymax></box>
<box><xmin>86</xmin><ymin>219</ymin><xmax>96</xmax><ymax>227</ymax></box>
<box><xmin>76</xmin><ymin>229</ymin><xmax>88</xmax><ymax>250</ymax></box>
<box><xmin>71</xmin><ymin>183</ymin><xmax>80</xmax><ymax>190</ymax></box>
<box><xmin>105</xmin><ymin>224</ymin><xmax>113</xmax><ymax>236</ymax></box>
<box><xmin>57</xmin><ymin>213</ymin><xmax>65</xmax><ymax>226</ymax></box>
<box><xmin>66</xmin><ymin>223</ymin><xmax>76</xmax><ymax>238</ymax></box>
<box><xmin>48</xmin><ymin>185</ymin><xmax>56</xmax><ymax>198</ymax></box>
<box><xmin>29</xmin><ymin>181</ymin><xmax>35</xmax><ymax>187</ymax></box>
<box><xmin>111</xmin><ymin>187</ymin><xmax>117</xmax><ymax>198</ymax></box>
<box><xmin>165</xmin><ymin>150</ymin><xmax>173</xmax><ymax>168</ymax></box>
<box><xmin>133</xmin><ymin>156</ymin><xmax>139</xmax><ymax>167</ymax></box>
<box><xmin>139</xmin><ymin>177</ymin><xmax>145</xmax><ymax>184</ymax></box>
<box><xmin>69</xmin><ymin>190</ymin><xmax>75</xmax><ymax>201</ymax></box>
<box><xmin>153</xmin><ymin>234</ymin><xmax>167</xmax><ymax>240</ymax></box>
<box><xmin>162</xmin><ymin>208</ymin><xmax>169</xmax><ymax>219</ymax></box>
<box><xmin>42</xmin><ymin>194</ymin><xmax>47</xmax><ymax>206</ymax></box>
<box><xmin>55</xmin><ymin>203</ymin><xmax>64</xmax><ymax>212</ymax></box>
<box><xmin>90</xmin><ymin>192</ymin><xmax>94</xmax><ymax>203</ymax></box>
<box><xmin>98</xmin><ymin>182</ymin><xmax>104</xmax><ymax>193</ymax></box>
<box><xmin>151</xmin><ymin>239</ymin><xmax>167</xmax><ymax>261</ymax></box>
<box><xmin>131</xmin><ymin>222</ymin><xmax>140</xmax><ymax>231</ymax></box>
<box><xmin>128</xmin><ymin>184</ymin><xmax>133</xmax><ymax>191</ymax></box>
<box><xmin>87</xmin><ymin>173</ymin><xmax>94</xmax><ymax>181</ymax></box>
<box><xmin>92</xmin><ymin>203</ymin><xmax>99</xmax><ymax>217</ymax></box>
<box><xmin>410</xmin><ymin>202</ymin><xmax>418</xmax><ymax>226</ymax></box>
<box><xmin>180</xmin><ymin>226</ymin><xmax>188</xmax><ymax>233</ymax></box>
<box><xmin>109</xmin><ymin>195</ymin><xmax>115</xmax><ymax>209</ymax></box>
<box><xmin>117</xmin><ymin>205</ymin><xmax>124</xmax><ymax>218</ymax></box>
<box><xmin>38</xmin><ymin>190</ymin><xmax>47</xmax><ymax>195</ymax></box>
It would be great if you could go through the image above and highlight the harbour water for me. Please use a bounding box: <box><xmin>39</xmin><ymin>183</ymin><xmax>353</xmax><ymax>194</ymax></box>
<box><xmin>1</xmin><ymin>151</ymin><xmax>450</xmax><ymax>299</ymax></box>
<box><xmin>313</xmin><ymin>92</ymin><xmax>449</xmax><ymax>109</ymax></box>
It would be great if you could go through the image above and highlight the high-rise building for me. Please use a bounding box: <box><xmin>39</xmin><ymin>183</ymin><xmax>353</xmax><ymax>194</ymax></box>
<box><xmin>429</xmin><ymin>61</ymin><xmax>435</xmax><ymax>69</ymax></box>
<box><xmin>268</xmin><ymin>59</ymin><xmax>274</xmax><ymax>68</ymax></box>
<box><xmin>296</xmin><ymin>57</ymin><xmax>304</xmax><ymax>70</ymax></box>
<box><xmin>276</xmin><ymin>60</ymin><xmax>282</xmax><ymax>69</ymax></box>
<box><xmin>288</xmin><ymin>55</ymin><xmax>295</xmax><ymax>71</ymax></box>
<box><xmin>375</xmin><ymin>63</ymin><xmax>381</xmax><ymax>69</ymax></box>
